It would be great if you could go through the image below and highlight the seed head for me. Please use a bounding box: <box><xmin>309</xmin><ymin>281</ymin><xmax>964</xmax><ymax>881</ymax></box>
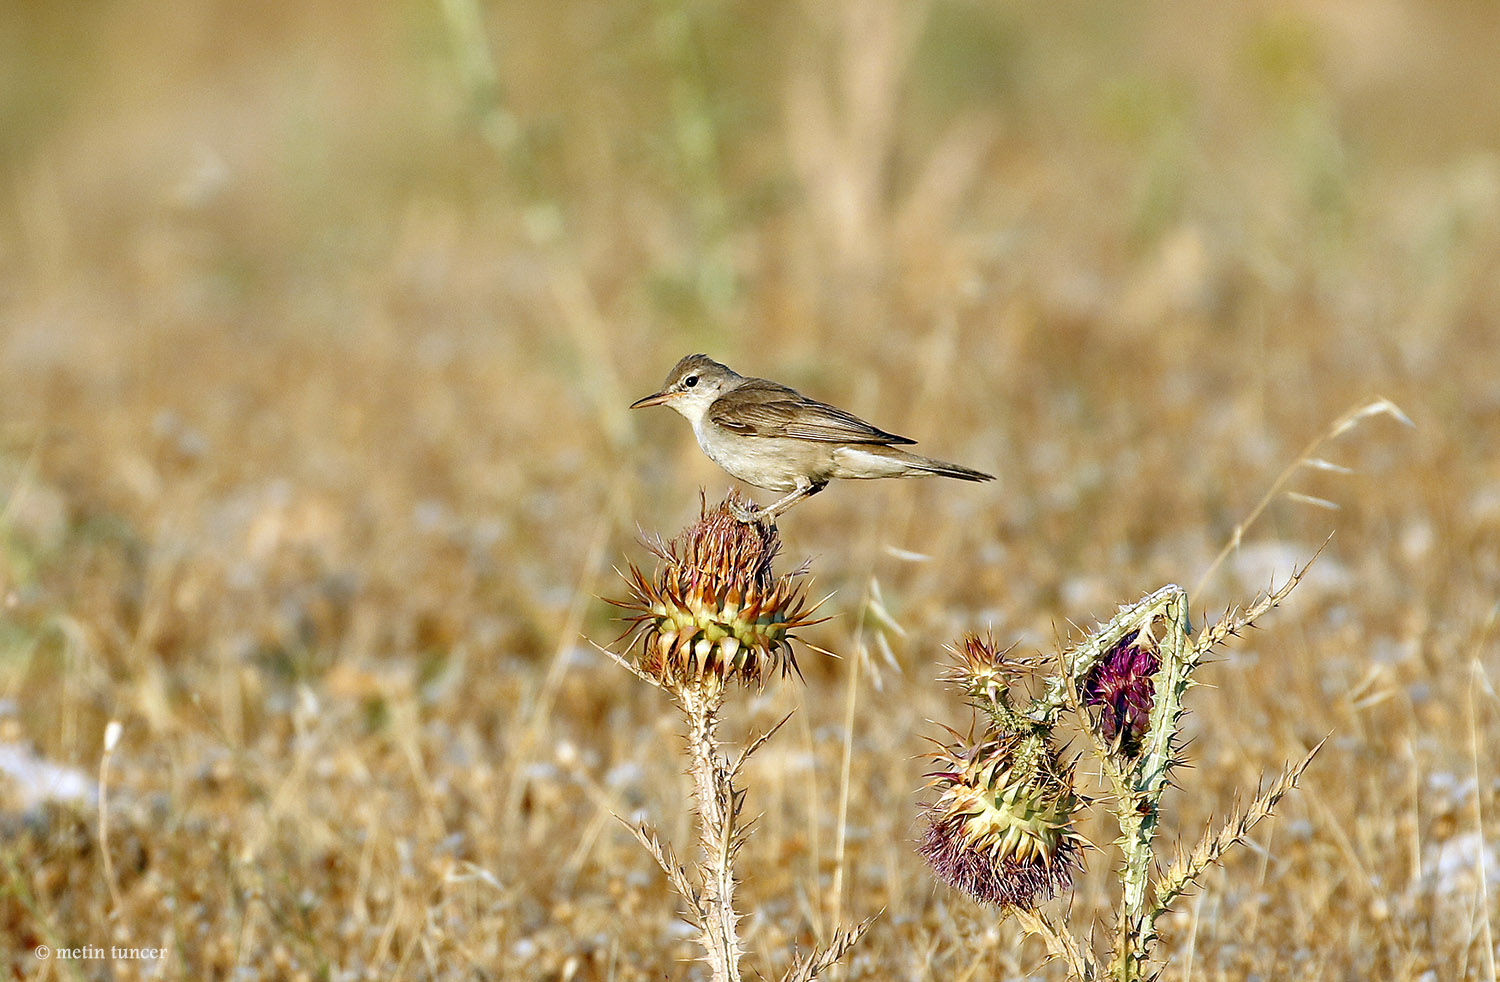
<box><xmin>612</xmin><ymin>492</ymin><xmax>822</xmax><ymax>690</ymax></box>
<box><xmin>1079</xmin><ymin>630</ymin><xmax>1160</xmax><ymax>756</ymax></box>
<box><xmin>920</xmin><ymin>727</ymin><xmax>1084</xmax><ymax>909</ymax></box>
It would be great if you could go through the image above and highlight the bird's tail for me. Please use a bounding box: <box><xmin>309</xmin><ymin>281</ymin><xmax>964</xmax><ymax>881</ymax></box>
<box><xmin>905</xmin><ymin>453</ymin><xmax>994</xmax><ymax>482</ymax></box>
<box><xmin>834</xmin><ymin>445</ymin><xmax>995</xmax><ymax>482</ymax></box>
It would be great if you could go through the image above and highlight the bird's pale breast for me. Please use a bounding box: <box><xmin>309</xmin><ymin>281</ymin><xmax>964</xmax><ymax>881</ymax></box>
<box><xmin>692</xmin><ymin>420</ymin><xmax>826</xmax><ymax>491</ymax></box>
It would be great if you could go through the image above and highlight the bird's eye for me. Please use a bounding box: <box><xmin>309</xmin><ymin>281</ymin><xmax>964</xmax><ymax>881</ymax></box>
<box><xmin>684</xmin><ymin>375</ymin><xmax>699</xmax><ymax>388</ymax></box>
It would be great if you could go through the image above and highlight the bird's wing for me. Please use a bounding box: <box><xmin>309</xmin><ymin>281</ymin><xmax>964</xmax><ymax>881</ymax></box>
<box><xmin>708</xmin><ymin>379</ymin><xmax>916</xmax><ymax>445</ymax></box>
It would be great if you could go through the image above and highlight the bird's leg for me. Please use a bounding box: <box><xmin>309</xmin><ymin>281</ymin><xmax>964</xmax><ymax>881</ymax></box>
<box><xmin>740</xmin><ymin>480</ymin><xmax>826</xmax><ymax>525</ymax></box>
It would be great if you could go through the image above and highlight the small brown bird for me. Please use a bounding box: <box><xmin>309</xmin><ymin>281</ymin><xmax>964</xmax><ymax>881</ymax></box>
<box><xmin>631</xmin><ymin>354</ymin><xmax>994</xmax><ymax>522</ymax></box>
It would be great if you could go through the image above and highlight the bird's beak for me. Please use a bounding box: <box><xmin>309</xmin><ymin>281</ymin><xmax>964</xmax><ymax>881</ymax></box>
<box><xmin>630</xmin><ymin>390</ymin><xmax>674</xmax><ymax>409</ymax></box>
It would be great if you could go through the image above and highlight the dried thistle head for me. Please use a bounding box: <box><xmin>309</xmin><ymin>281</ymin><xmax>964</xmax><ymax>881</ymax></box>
<box><xmin>1079</xmin><ymin>629</ymin><xmax>1161</xmax><ymax>756</ymax></box>
<box><xmin>612</xmin><ymin>491</ymin><xmax>822</xmax><ymax>690</ymax></box>
<box><xmin>920</xmin><ymin>726</ymin><xmax>1084</xmax><ymax>910</ymax></box>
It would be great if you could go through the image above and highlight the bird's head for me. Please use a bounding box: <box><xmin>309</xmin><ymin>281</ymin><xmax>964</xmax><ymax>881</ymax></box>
<box><xmin>630</xmin><ymin>354</ymin><xmax>739</xmax><ymax>421</ymax></box>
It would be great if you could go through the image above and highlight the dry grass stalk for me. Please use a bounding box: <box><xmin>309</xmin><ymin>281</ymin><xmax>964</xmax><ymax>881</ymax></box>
<box><xmin>1192</xmin><ymin>397</ymin><xmax>1411</xmax><ymax>597</ymax></box>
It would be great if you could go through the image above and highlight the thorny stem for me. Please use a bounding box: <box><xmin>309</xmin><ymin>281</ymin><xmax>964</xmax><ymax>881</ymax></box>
<box><xmin>1115</xmin><ymin>589</ymin><xmax>1191</xmax><ymax>982</ymax></box>
<box><xmin>1036</xmin><ymin>586</ymin><xmax>1196</xmax><ymax>982</ymax></box>
<box><xmin>683</xmin><ymin>683</ymin><xmax>743</xmax><ymax>982</ymax></box>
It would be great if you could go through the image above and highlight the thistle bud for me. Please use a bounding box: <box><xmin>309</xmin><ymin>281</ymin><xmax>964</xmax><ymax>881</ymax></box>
<box><xmin>941</xmin><ymin>633</ymin><xmax>1033</xmax><ymax>709</ymax></box>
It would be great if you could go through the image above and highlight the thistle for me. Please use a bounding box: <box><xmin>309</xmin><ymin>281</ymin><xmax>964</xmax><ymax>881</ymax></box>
<box><xmin>920</xmin><ymin>635</ymin><xmax>1084</xmax><ymax>910</ymax></box>
<box><xmin>943</xmin><ymin>633</ymin><xmax>1034</xmax><ymax>711</ymax></box>
<box><xmin>602</xmin><ymin>492</ymin><xmax>865</xmax><ymax>982</ymax></box>
<box><xmin>920</xmin><ymin>729</ymin><xmax>1084</xmax><ymax>909</ymax></box>
<box><xmin>921</xmin><ymin>400</ymin><xmax>1402</xmax><ymax>978</ymax></box>
<box><xmin>923</xmin><ymin>583</ymin><xmax>1324</xmax><ymax>982</ymax></box>
<box><xmin>612</xmin><ymin>490</ymin><xmax>821</xmax><ymax>689</ymax></box>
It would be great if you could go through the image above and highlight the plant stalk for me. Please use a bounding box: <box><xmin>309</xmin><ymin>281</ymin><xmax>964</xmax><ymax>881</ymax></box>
<box><xmin>1112</xmin><ymin>588</ymin><xmax>1191</xmax><ymax>982</ymax></box>
<box><xmin>684</xmin><ymin>684</ymin><xmax>743</xmax><ymax>982</ymax></box>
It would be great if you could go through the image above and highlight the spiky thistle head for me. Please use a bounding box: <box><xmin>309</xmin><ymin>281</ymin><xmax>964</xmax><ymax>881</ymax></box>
<box><xmin>919</xmin><ymin>724</ymin><xmax>1084</xmax><ymax>910</ymax></box>
<box><xmin>1078</xmin><ymin>629</ymin><xmax>1161</xmax><ymax>756</ymax></box>
<box><xmin>611</xmin><ymin>491</ymin><xmax>822</xmax><ymax>691</ymax></box>
<box><xmin>942</xmin><ymin>633</ymin><xmax>1036</xmax><ymax>713</ymax></box>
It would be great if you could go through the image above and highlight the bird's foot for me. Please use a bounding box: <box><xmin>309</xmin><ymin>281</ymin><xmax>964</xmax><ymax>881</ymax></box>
<box><xmin>729</xmin><ymin>499</ymin><xmax>769</xmax><ymax>525</ymax></box>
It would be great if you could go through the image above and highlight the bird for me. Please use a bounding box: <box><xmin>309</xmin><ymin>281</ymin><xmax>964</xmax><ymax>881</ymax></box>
<box><xmin>630</xmin><ymin>354</ymin><xmax>994</xmax><ymax>522</ymax></box>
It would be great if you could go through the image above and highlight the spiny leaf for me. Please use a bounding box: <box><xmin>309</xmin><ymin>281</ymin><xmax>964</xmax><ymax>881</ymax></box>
<box><xmin>1013</xmin><ymin>906</ymin><xmax>1098</xmax><ymax>980</ymax></box>
<box><xmin>780</xmin><ymin>912</ymin><xmax>879</xmax><ymax>982</ymax></box>
<box><xmin>730</xmin><ymin>710</ymin><xmax>795</xmax><ymax>779</ymax></box>
<box><xmin>1193</xmin><ymin>543</ymin><xmax>1326</xmax><ymax>659</ymax></box>
<box><xmin>1150</xmin><ymin>738</ymin><xmax>1325</xmax><ymax>919</ymax></box>
<box><xmin>620</xmin><ymin>816</ymin><xmax>704</xmax><ymax>922</ymax></box>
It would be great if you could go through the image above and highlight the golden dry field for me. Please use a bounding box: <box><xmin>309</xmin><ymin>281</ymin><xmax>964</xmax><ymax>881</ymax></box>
<box><xmin>2</xmin><ymin>1</ymin><xmax>1498</xmax><ymax>978</ymax></box>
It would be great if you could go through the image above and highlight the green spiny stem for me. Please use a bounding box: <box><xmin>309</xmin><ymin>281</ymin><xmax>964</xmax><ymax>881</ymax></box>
<box><xmin>1028</xmin><ymin>585</ymin><xmax>1193</xmax><ymax>982</ymax></box>
<box><xmin>1004</xmin><ymin>580</ymin><xmax>1309</xmax><ymax>982</ymax></box>
<box><xmin>1112</xmin><ymin>587</ymin><xmax>1191</xmax><ymax>982</ymax></box>
<box><xmin>979</xmin><ymin>685</ymin><xmax>1035</xmax><ymax>735</ymax></box>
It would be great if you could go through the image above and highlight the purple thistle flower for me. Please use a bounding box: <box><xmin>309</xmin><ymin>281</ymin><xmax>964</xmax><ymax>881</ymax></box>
<box><xmin>920</xmin><ymin>819</ymin><xmax>1078</xmax><ymax>909</ymax></box>
<box><xmin>1080</xmin><ymin>630</ymin><xmax>1160</xmax><ymax>755</ymax></box>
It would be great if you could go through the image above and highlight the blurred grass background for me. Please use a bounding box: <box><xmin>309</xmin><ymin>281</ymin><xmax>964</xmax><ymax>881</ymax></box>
<box><xmin>1</xmin><ymin>0</ymin><xmax>1497</xmax><ymax>978</ymax></box>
